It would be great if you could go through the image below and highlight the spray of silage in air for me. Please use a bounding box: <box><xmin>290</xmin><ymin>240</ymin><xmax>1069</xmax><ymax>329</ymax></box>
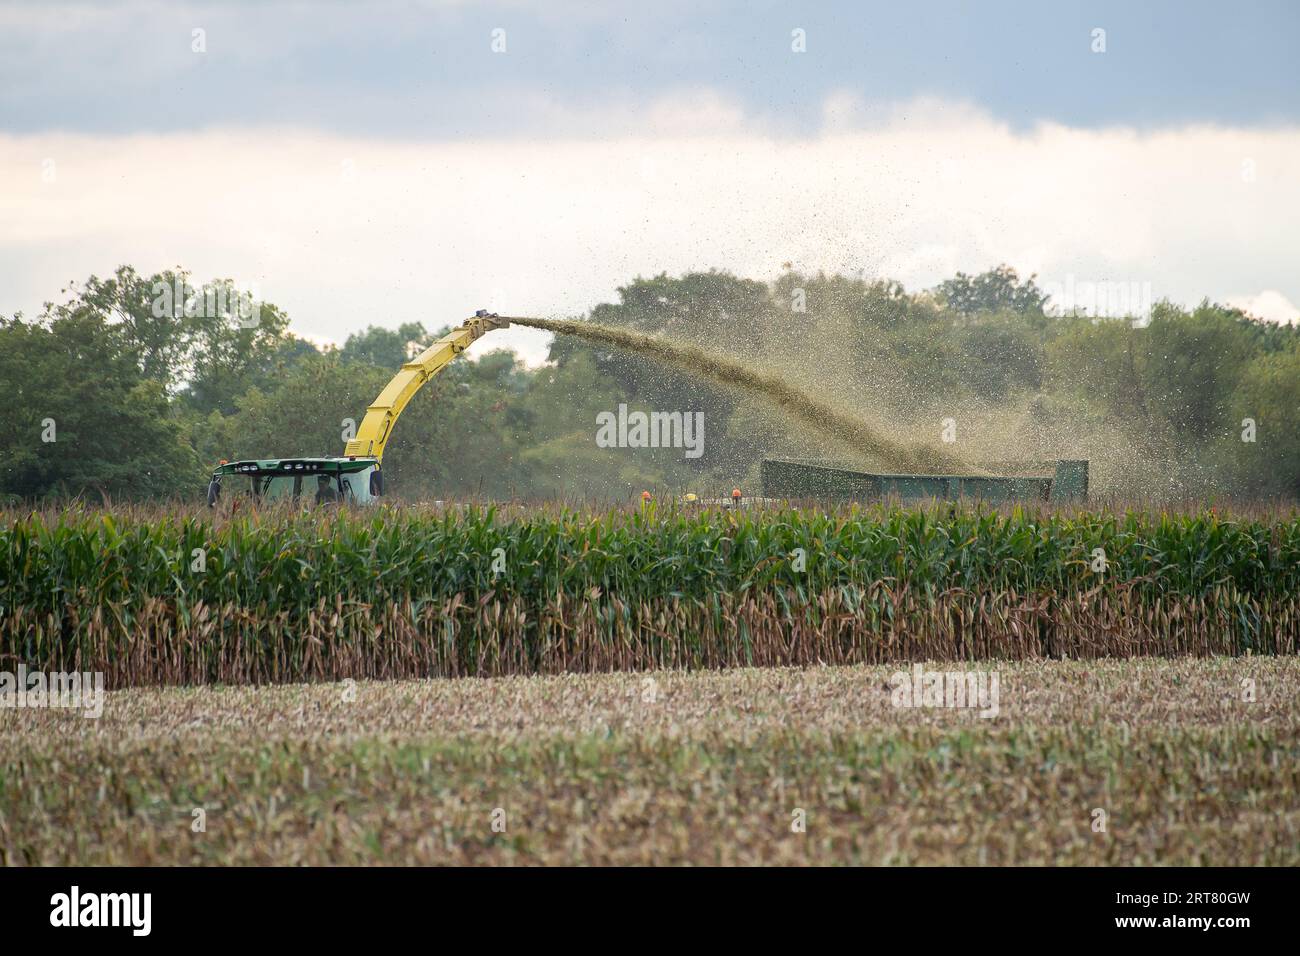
<box><xmin>507</xmin><ymin>316</ymin><xmax>975</xmax><ymax>474</ymax></box>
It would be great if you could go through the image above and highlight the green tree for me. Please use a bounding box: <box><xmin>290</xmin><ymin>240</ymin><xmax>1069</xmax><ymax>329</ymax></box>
<box><xmin>1045</xmin><ymin>317</ymin><xmax>1151</xmax><ymax>425</ymax></box>
<box><xmin>937</xmin><ymin>265</ymin><xmax>1048</xmax><ymax>317</ymax></box>
<box><xmin>180</xmin><ymin>297</ymin><xmax>298</xmax><ymax>417</ymax></box>
<box><xmin>0</xmin><ymin>312</ymin><xmax>198</xmax><ymax>499</ymax></box>
<box><xmin>48</xmin><ymin>266</ymin><xmax>194</xmax><ymax>387</ymax></box>
<box><xmin>954</xmin><ymin>317</ymin><xmax>1044</xmax><ymax>399</ymax></box>
<box><xmin>1231</xmin><ymin>342</ymin><xmax>1300</xmax><ymax>497</ymax></box>
<box><xmin>340</xmin><ymin>322</ymin><xmax>434</xmax><ymax>370</ymax></box>
<box><xmin>1140</xmin><ymin>302</ymin><xmax>1255</xmax><ymax>440</ymax></box>
<box><xmin>38</xmin><ymin>265</ymin><xmax>302</xmax><ymax>417</ymax></box>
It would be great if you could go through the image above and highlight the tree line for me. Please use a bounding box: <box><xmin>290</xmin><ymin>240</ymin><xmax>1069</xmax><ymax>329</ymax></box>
<box><xmin>1</xmin><ymin>264</ymin><xmax>1296</xmax><ymax>503</ymax></box>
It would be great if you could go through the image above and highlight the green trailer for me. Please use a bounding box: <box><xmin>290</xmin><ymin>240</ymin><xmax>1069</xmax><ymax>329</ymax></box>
<box><xmin>760</xmin><ymin>458</ymin><xmax>1088</xmax><ymax>503</ymax></box>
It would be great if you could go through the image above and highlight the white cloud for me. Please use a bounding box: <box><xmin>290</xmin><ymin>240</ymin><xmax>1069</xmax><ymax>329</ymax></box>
<box><xmin>2</xmin><ymin>94</ymin><xmax>1298</xmax><ymax>368</ymax></box>
<box><xmin>1227</xmin><ymin>290</ymin><xmax>1299</xmax><ymax>325</ymax></box>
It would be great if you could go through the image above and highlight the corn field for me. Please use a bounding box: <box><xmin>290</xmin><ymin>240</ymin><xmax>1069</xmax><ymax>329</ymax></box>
<box><xmin>2</xmin><ymin>502</ymin><xmax>1298</xmax><ymax>686</ymax></box>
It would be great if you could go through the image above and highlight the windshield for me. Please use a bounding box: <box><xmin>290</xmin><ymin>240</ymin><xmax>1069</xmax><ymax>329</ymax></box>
<box><xmin>242</xmin><ymin>473</ymin><xmax>344</xmax><ymax>503</ymax></box>
<box><xmin>212</xmin><ymin>462</ymin><xmax>376</xmax><ymax>506</ymax></box>
<box><xmin>255</xmin><ymin>474</ymin><xmax>303</xmax><ymax>500</ymax></box>
<box><xmin>339</xmin><ymin>470</ymin><xmax>371</xmax><ymax>504</ymax></box>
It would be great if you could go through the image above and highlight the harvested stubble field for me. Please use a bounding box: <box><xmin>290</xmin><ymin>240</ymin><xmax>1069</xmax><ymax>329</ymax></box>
<box><xmin>3</xmin><ymin>502</ymin><xmax>1298</xmax><ymax>686</ymax></box>
<box><xmin>2</xmin><ymin>657</ymin><xmax>1297</xmax><ymax>865</ymax></box>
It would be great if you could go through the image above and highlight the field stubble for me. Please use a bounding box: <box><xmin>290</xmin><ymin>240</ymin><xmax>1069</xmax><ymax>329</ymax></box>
<box><xmin>2</xmin><ymin>657</ymin><xmax>1297</xmax><ymax>865</ymax></box>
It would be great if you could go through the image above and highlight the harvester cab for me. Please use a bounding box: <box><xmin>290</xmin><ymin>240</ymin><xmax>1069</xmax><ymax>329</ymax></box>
<box><xmin>207</xmin><ymin>457</ymin><xmax>380</xmax><ymax>507</ymax></box>
<box><xmin>205</xmin><ymin>312</ymin><xmax>510</xmax><ymax>506</ymax></box>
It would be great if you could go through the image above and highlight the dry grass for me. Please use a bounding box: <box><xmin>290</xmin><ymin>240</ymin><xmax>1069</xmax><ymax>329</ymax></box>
<box><xmin>3</xmin><ymin>657</ymin><xmax>1297</xmax><ymax>865</ymax></box>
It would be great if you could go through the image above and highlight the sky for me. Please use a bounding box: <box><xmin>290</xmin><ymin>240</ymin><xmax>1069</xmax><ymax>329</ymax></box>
<box><xmin>2</xmin><ymin>0</ymin><xmax>1298</xmax><ymax>363</ymax></box>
